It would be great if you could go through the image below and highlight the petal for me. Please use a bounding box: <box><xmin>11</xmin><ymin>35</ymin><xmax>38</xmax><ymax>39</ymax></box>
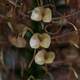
<box><xmin>30</xmin><ymin>33</ymin><xmax>40</xmax><ymax>49</ymax></box>
<box><xmin>45</xmin><ymin>51</ymin><xmax>55</xmax><ymax>64</ymax></box>
<box><xmin>16</xmin><ymin>37</ymin><xmax>27</xmax><ymax>48</ymax></box>
<box><xmin>35</xmin><ymin>50</ymin><xmax>46</xmax><ymax>65</ymax></box>
<box><xmin>40</xmin><ymin>33</ymin><xmax>51</xmax><ymax>48</ymax></box>
<box><xmin>43</xmin><ymin>8</ymin><xmax>52</xmax><ymax>23</ymax></box>
<box><xmin>31</xmin><ymin>7</ymin><xmax>43</xmax><ymax>21</ymax></box>
<box><xmin>14</xmin><ymin>24</ymin><xmax>26</xmax><ymax>34</ymax></box>
<box><xmin>8</xmin><ymin>36</ymin><xmax>26</xmax><ymax>48</ymax></box>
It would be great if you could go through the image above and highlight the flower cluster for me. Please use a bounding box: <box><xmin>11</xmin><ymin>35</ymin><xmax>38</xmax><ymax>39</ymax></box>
<box><xmin>29</xmin><ymin>6</ymin><xmax>55</xmax><ymax>65</ymax></box>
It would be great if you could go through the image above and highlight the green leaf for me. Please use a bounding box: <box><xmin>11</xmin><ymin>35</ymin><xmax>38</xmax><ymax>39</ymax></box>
<box><xmin>25</xmin><ymin>31</ymin><xmax>33</xmax><ymax>39</ymax></box>
<box><xmin>23</xmin><ymin>64</ymin><xmax>45</xmax><ymax>79</ymax></box>
<box><xmin>27</xmin><ymin>63</ymin><xmax>45</xmax><ymax>79</ymax></box>
<box><xmin>32</xmin><ymin>21</ymin><xmax>42</xmax><ymax>33</ymax></box>
<box><xmin>32</xmin><ymin>0</ymin><xmax>38</xmax><ymax>8</ymax></box>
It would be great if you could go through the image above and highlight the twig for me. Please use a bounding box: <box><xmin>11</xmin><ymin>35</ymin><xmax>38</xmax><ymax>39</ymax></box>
<box><xmin>52</xmin><ymin>9</ymin><xmax>80</xmax><ymax>21</ymax></box>
<box><xmin>45</xmin><ymin>21</ymin><xmax>78</xmax><ymax>39</ymax></box>
<box><xmin>51</xmin><ymin>30</ymin><xmax>78</xmax><ymax>39</ymax></box>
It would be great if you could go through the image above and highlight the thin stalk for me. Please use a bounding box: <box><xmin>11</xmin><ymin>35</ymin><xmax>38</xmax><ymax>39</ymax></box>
<box><xmin>7</xmin><ymin>22</ymin><xmax>14</xmax><ymax>32</ymax></box>
<box><xmin>40</xmin><ymin>0</ymin><xmax>43</xmax><ymax>6</ymax></box>
<box><xmin>28</xmin><ymin>49</ymin><xmax>36</xmax><ymax>69</ymax></box>
<box><xmin>28</xmin><ymin>75</ymin><xmax>36</xmax><ymax>80</ymax></box>
<box><xmin>36</xmin><ymin>0</ymin><xmax>40</xmax><ymax>6</ymax></box>
<box><xmin>70</xmin><ymin>67</ymin><xmax>78</xmax><ymax>79</ymax></box>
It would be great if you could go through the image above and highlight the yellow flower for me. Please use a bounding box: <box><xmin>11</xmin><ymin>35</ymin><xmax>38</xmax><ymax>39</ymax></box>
<box><xmin>30</xmin><ymin>33</ymin><xmax>51</xmax><ymax>49</ymax></box>
<box><xmin>31</xmin><ymin>7</ymin><xmax>52</xmax><ymax>22</ymax></box>
<box><xmin>35</xmin><ymin>49</ymin><xmax>55</xmax><ymax>65</ymax></box>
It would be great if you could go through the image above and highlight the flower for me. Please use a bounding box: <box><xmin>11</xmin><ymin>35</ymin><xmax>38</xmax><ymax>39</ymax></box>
<box><xmin>31</xmin><ymin>7</ymin><xmax>52</xmax><ymax>22</ymax></box>
<box><xmin>8</xmin><ymin>35</ymin><xmax>27</xmax><ymax>48</ymax></box>
<box><xmin>14</xmin><ymin>24</ymin><xmax>33</xmax><ymax>37</ymax></box>
<box><xmin>35</xmin><ymin>49</ymin><xmax>55</xmax><ymax>65</ymax></box>
<box><xmin>30</xmin><ymin>33</ymin><xmax>51</xmax><ymax>49</ymax></box>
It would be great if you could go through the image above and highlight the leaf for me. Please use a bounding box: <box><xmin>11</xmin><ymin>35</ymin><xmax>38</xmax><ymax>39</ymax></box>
<box><xmin>25</xmin><ymin>31</ymin><xmax>33</xmax><ymax>39</ymax></box>
<box><xmin>27</xmin><ymin>64</ymin><xmax>45</xmax><ymax>79</ymax></box>
<box><xmin>32</xmin><ymin>21</ymin><xmax>42</xmax><ymax>33</ymax></box>
<box><xmin>32</xmin><ymin>0</ymin><xmax>38</xmax><ymax>8</ymax></box>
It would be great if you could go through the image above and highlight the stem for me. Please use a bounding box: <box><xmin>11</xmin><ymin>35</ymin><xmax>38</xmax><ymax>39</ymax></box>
<box><xmin>47</xmin><ymin>72</ymin><xmax>54</xmax><ymax>80</ymax></box>
<box><xmin>42</xmin><ymin>65</ymin><xmax>54</xmax><ymax>80</ymax></box>
<box><xmin>28</xmin><ymin>75</ymin><xmax>36</xmax><ymax>80</ymax></box>
<box><xmin>52</xmin><ymin>9</ymin><xmax>80</xmax><ymax>21</ymax></box>
<box><xmin>28</xmin><ymin>49</ymin><xmax>36</xmax><ymax>69</ymax></box>
<box><xmin>7</xmin><ymin>22</ymin><xmax>14</xmax><ymax>32</ymax></box>
<box><xmin>42</xmin><ymin>64</ymin><xmax>48</xmax><ymax>74</ymax></box>
<box><xmin>70</xmin><ymin>66</ymin><xmax>78</xmax><ymax>79</ymax></box>
<box><xmin>36</xmin><ymin>0</ymin><xmax>40</xmax><ymax>6</ymax></box>
<box><xmin>41</xmin><ymin>22</ymin><xmax>44</xmax><ymax>30</ymax></box>
<box><xmin>40</xmin><ymin>0</ymin><xmax>43</xmax><ymax>6</ymax></box>
<box><xmin>0</xmin><ymin>49</ymin><xmax>4</xmax><ymax>65</ymax></box>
